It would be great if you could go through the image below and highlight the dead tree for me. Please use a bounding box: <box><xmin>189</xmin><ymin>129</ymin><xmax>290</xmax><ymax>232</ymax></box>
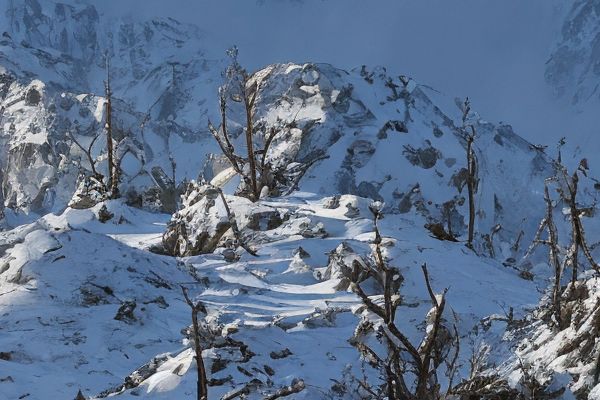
<box><xmin>208</xmin><ymin>47</ymin><xmax>327</xmax><ymax>201</ymax></box>
<box><xmin>525</xmin><ymin>180</ymin><xmax>563</xmax><ymax>329</ymax></box>
<box><xmin>181</xmin><ymin>286</ymin><xmax>209</xmax><ymax>400</ymax></box>
<box><xmin>460</xmin><ymin>97</ymin><xmax>478</xmax><ymax>249</ymax></box>
<box><xmin>349</xmin><ymin>203</ymin><xmax>459</xmax><ymax>399</ymax></box>
<box><xmin>556</xmin><ymin>160</ymin><xmax>600</xmax><ymax>283</ymax></box>
<box><xmin>104</xmin><ymin>53</ymin><xmax>120</xmax><ymax>199</ymax></box>
<box><xmin>0</xmin><ymin>169</ymin><xmax>4</xmax><ymax>221</ymax></box>
<box><xmin>242</xmin><ymin>75</ymin><xmax>259</xmax><ymax>200</ymax></box>
<box><xmin>466</xmin><ymin>129</ymin><xmax>477</xmax><ymax>249</ymax></box>
<box><xmin>525</xmin><ymin>155</ymin><xmax>600</xmax><ymax>329</ymax></box>
<box><xmin>208</xmin><ymin>47</ymin><xmax>262</xmax><ymax>201</ymax></box>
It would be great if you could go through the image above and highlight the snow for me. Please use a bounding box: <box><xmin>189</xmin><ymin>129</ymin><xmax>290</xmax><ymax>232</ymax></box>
<box><xmin>2</xmin><ymin>0</ymin><xmax>600</xmax><ymax>398</ymax></box>
<box><xmin>0</xmin><ymin>189</ymin><xmax>543</xmax><ymax>399</ymax></box>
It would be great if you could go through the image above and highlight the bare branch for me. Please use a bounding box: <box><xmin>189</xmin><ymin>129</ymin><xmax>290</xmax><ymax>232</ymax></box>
<box><xmin>68</xmin><ymin>130</ymin><xmax>102</xmax><ymax>177</ymax></box>
<box><xmin>263</xmin><ymin>380</ymin><xmax>305</xmax><ymax>400</ymax></box>
<box><xmin>180</xmin><ymin>285</ymin><xmax>208</xmax><ymax>400</ymax></box>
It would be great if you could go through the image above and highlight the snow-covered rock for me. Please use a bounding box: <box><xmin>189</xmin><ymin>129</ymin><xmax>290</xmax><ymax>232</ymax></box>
<box><xmin>546</xmin><ymin>0</ymin><xmax>600</xmax><ymax>105</ymax></box>
<box><xmin>162</xmin><ymin>182</ymin><xmax>284</xmax><ymax>256</ymax></box>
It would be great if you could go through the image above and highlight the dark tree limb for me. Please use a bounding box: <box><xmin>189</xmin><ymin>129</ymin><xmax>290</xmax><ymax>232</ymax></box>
<box><xmin>263</xmin><ymin>380</ymin><xmax>305</xmax><ymax>400</ymax></box>
<box><xmin>349</xmin><ymin>206</ymin><xmax>457</xmax><ymax>399</ymax></box>
<box><xmin>181</xmin><ymin>286</ymin><xmax>209</xmax><ymax>400</ymax></box>
<box><xmin>68</xmin><ymin>130</ymin><xmax>102</xmax><ymax>178</ymax></box>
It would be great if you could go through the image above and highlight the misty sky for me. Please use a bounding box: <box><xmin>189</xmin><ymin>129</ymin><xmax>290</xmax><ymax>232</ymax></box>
<box><xmin>96</xmin><ymin>0</ymin><xmax>595</xmax><ymax>153</ymax></box>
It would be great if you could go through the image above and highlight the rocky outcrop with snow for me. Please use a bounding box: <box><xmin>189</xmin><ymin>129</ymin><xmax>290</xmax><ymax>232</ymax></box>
<box><xmin>546</xmin><ymin>0</ymin><xmax>600</xmax><ymax>105</ymax></box>
<box><xmin>0</xmin><ymin>0</ymin><xmax>223</xmax><ymax>214</ymax></box>
<box><xmin>161</xmin><ymin>182</ymin><xmax>285</xmax><ymax>256</ymax></box>
<box><xmin>0</xmin><ymin>1</ymin><xmax>555</xmax><ymax>260</ymax></box>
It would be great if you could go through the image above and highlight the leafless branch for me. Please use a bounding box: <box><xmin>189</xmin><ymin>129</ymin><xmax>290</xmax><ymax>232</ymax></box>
<box><xmin>181</xmin><ymin>285</ymin><xmax>209</xmax><ymax>400</ymax></box>
<box><xmin>263</xmin><ymin>380</ymin><xmax>305</xmax><ymax>400</ymax></box>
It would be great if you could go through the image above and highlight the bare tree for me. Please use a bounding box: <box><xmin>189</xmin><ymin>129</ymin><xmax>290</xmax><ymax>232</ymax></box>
<box><xmin>556</xmin><ymin>160</ymin><xmax>600</xmax><ymax>283</ymax></box>
<box><xmin>208</xmin><ymin>47</ymin><xmax>328</xmax><ymax>201</ymax></box>
<box><xmin>460</xmin><ymin>98</ymin><xmax>478</xmax><ymax>249</ymax></box>
<box><xmin>104</xmin><ymin>53</ymin><xmax>120</xmax><ymax>199</ymax></box>
<box><xmin>0</xmin><ymin>168</ymin><xmax>4</xmax><ymax>221</ymax></box>
<box><xmin>525</xmin><ymin>180</ymin><xmax>563</xmax><ymax>329</ymax></box>
<box><xmin>181</xmin><ymin>286</ymin><xmax>209</xmax><ymax>400</ymax></box>
<box><xmin>349</xmin><ymin>203</ymin><xmax>459</xmax><ymax>399</ymax></box>
<box><xmin>208</xmin><ymin>47</ymin><xmax>262</xmax><ymax>201</ymax></box>
<box><xmin>241</xmin><ymin>73</ymin><xmax>259</xmax><ymax>200</ymax></box>
<box><xmin>524</xmin><ymin>155</ymin><xmax>600</xmax><ymax>329</ymax></box>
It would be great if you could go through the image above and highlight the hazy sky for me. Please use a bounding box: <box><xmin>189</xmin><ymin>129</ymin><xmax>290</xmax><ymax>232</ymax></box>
<box><xmin>95</xmin><ymin>0</ymin><xmax>596</xmax><ymax>153</ymax></box>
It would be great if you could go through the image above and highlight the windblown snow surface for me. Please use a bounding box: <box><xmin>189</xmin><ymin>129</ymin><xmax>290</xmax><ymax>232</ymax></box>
<box><xmin>1</xmin><ymin>1</ymin><xmax>600</xmax><ymax>399</ymax></box>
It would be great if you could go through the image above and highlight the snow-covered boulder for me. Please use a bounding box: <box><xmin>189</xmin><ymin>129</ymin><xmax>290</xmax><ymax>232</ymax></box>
<box><xmin>68</xmin><ymin>174</ymin><xmax>108</xmax><ymax>209</ymax></box>
<box><xmin>162</xmin><ymin>183</ymin><xmax>284</xmax><ymax>256</ymax></box>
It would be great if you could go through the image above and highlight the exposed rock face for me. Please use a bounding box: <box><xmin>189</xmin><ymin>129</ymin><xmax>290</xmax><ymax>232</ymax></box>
<box><xmin>69</xmin><ymin>175</ymin><xmax>107</xmax><ymax>210</ymax></box>
<box><xmin>162</xmin><ymin>184</ymin><xmax>229</xmax><ymax>256</ymax></box>
<box><xmin>546</xmin><ymin>0</ymin><xmax>600</xmax><ymax>104</ymax></box>
<box><xmin>251</xmin><ymin>63</ymin><xmax>555</xmax><ymax>254</ymax></box>
<box><xmin>0</xmin><ymin>0</ymin><xmax>222</xmax><ymax>214</ymax></box>
<box><xmin>321</xmin><ymin>242</ymin><xmax>365</xmax><ymax>290</ymax></box>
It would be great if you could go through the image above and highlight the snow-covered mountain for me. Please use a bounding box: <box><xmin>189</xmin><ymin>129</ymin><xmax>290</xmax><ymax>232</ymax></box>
<box><xmin>0</xmin><ymin>0</ymin><xmax>224</xmax><ymax>214</ymax></box>
<box><xmin>2</xmin><ymin>1</ymin><xmax>600</xmax><ymax>399</ymax></box>
<box><xmin>0</xmin><ymin>0</ymin><xmax>553</xmax><ymax>249</ymax></box>
<box><xmin>546</xmin><ymin>0</ymin><xmax>600</xmax><ymax>105</ymax></box>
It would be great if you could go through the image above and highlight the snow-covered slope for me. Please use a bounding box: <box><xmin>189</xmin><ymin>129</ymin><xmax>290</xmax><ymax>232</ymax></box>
<box><xmin>0</xmin><ymin>0</ymin><xmax>554</xmax><ymax>251</ymax></box>
<box><xmin>3</xmin><ymin>1</ymin><xmax>600</xmax><ymax>399</ymax></box>
<box><xmin>0</xmin><ymin>20</ymin><xmax>555</xmax><ymax>266</ymax></box>
<box><xmin>0</xmin><ymin>195</ymin><xmax>542</xmax><ymax>399</ymax></box>
<box><xmin>546</xmin><ymin>0</ymin><xmax>600</xmax><ymax>105</ymax></box>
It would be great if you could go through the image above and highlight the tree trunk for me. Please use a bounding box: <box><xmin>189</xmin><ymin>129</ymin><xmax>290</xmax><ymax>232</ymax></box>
<box><xmin>105</xmin><ymin>85</ymin><xmax>114</xmax><ymax>193</ymax></box>
<box><xmin>191</xmin><ymin>307</ymin><xmax>208</xmax><ymax>400</ymax></box>
<box><xmin>105</xmin><ymin>56</ymin><xmax>118</xmax><ymax>199</ymax></box>
<box><xmin>181</xmin><ymin>287</ymin><xmax>208</xmax><ymax>400</ymax></box>
<box><xmin>466</xmin><ymin>134</ymin><xmax>476</xmax><ymax>249</ymax></box>
<box><xmin>544</xmin><ymin>184</ymin><xmax>563</xmax><ymax>329</ymax></box>
<box><xmin>244</xmin><ymin>96</ymin><xmax>258</xmax><ymax>200</ymax></box>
